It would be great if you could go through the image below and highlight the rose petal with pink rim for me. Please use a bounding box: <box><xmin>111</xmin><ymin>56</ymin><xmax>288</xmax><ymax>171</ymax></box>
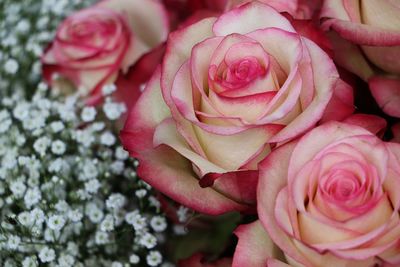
<box><xmin>213</xmin><ymin>1</ymin><xmax>295</xmax><ymax>36</ymax></box>
<box><xmin>233</xmin><ymin>220</ymin><xmax>283</xmax><ymax>267</ymax></box>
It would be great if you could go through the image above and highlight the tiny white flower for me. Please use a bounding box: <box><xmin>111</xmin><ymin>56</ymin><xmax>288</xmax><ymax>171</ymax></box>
<box><xmin>110</xmin><ymin>161</ymin><xmax>124</xmax><ymax>174</ymax></box>
<box><xmin>24</xmin><ymin>187</ymin><xmax>41</xmax><ymax>208</ymax></box>
<box><xmin>4</xmin><ymin>58</ymin><xmax>19</xmax><ymax>74</ymax></box>
<box><xmin>48</xmin><ymin>158</ymin><xmax>65</xmax><ymax>173</ymax></box>
<box><xmin>47</xmin><ymin>215</ymin><xmax>66</xmax><ymax>231</ymax></box>
<box><xmin>51</xmin><ymin>140</ymin><xmax>66</xmax><ymax>155</ymax></box>
<box><xmin>95</xmin><ymin>231</ymin><xmax>109</xmax><ymax>245</ymax></box>
<box><xmin>150</xmin><ymin>216</ymin><xmax>167</xmax><ymax>232</ymax></box>
<box><xmin>111</xmin><ymin>262</ymin><xmax>123</xmax><ymax>267</ymax></box>
<box><xmin>16</xmin><ymin>19</ymin><xmax>31</xmax><ymax>33</ymax></box>
<box><xmin>102</xmin><ymin>84</ymin><xmax>117</xmax><ymax>96</ymax></box>
<box><xmin>7</xmin><ymin>235</ymin><xmax>20</xmax><ymax>250</ymax></box>
<box><xmin>90</xmin><ymin>122</ymin><xmax>105</xmax><ymax>131</ymax></box>
<box><xmin>100</xmin><ymin>131</ymin><xmax>116</xmax><ymax>146</ymax></box>
<box><xmin>80</xmin><ymin>106</ymin><xmax>96</xmax><ymax>122</ymax></box>
<box><xmin>133</xmin><ymin>159</ymin><xmax>140</xmax><ymax>167</ymax></box>
<box><xmin>44</xmin><ymin>228</ymin><xmax>60</xmax><ymax>242</ymax></box>
<box><xmin>57</xmin><ymin>254</ymin><xmax>75</xmax><ymax>267</ymax></box>
<box><xmin>55</xmin><ymin>200</ymin><xmax>69</xmax><ymax>212</ymax></box>
<box><xmin>129</xmin><ymin>254</ymin><xmax>140</xmax><ymax>264</ymax></box>
<box><xmin>139</xmin><ymin>232</ymin><xmax>157</xmax><ymax>249</ymax></box>
<box><xmin>39</xmin><ymin>247</ymin><xmax>56</xmax><ymax>263</ymax></box>
<box><xmin>100</xmin><ymin>214</ymin><xmax>114</xmax><ymax>232</ymax></box>
<box><xmin>146</xmin><ymin>251</ymin><xmax>162</xmax><ymax>267</ymax></box>
<box><xmin>30</xmin><ymin>208</ymin><xmax>45</xmax><ymax>225</ymax></box>
<box><xmin>10</xmin><ymin>180</ymin><xmax>26</xmax><ymax>198</ymax></box>
<box><xmin>125</xmin><ymin>210</ymin><xmax>139</xmax><ymax>224</ymax></box>
<box><xmin>84</xmin><ymin>178</ymin><xmax>101</xmax><ymax>194</ymax></box>
<box><xmin>33</xmin><ymin>136</ymin><xmax>51</xmax><ymax>156</ymax></box>
<box><xmin>177</xmin><ymin>206</ymin><xmax>190</xmax><ymax>223</ymax></box>
<box><xmin>129</xmin><ymin>214</ymin><xmax>147</xmax><ymax>231</ymax></box>
<box><xmin>68</xmin><ymin>209</ymin><xmax>83</xmax><ymax>223</ymax></box>
<box><xmin>106</xmin><ymin>193</ymin><xmax>126</xmax><ymax>210</ymax></box>
<box><xmin>18</xmin><ymin>211</ymin><xmax>33</xmax><ymax>227</ymax></box>
<box><xmin>50</xmin><ymin>121</ymin><xmax>64</xmax><ymax>133</ymax></box>
<box><xmin>88</xmin><ymin>207</ymin><xmax>104</xmax><ymax>224</ymax></box>
<box><xmin>103</xmin><ymin>102</ymin><xmax>125</xmax><ymax>120</ymax></box>
<box><xmin>135</xmin><ymin>189</ymin><xmax>147</xmax><ymax>199</ymax></box>
<box><xmin>22</xmin><ymin>256</ymin><xmax>38</xmax><ymax>267</ymax></box>
<box><xmin>115</xmin><ymin>146</ymin><xmax>129</xmax><ymax>160</ymax></box>
<box><xmin>148</xmin><ymin>196</ymin><xmax>161</xmax><ymax>209</ymax></box>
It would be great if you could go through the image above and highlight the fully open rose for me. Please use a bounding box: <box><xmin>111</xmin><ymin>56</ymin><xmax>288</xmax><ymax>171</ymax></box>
<box><xmin>321</xmin><ymin>0</ymin><xmax>400</xmax><ymax>117</ymax></box>
<box><xmin>121</xmin><ymin>2</ymin><xmax>353</xmax><ymax>215</ymax></box>
<box><xmin>42</xmin><ymin>0</ymin><xmax>168</xmax><ymax>104</ymax></box>
<box><xmin>236</xmin><ymin>122</ymin><xmax>400</xmax><ymax>266</ymax></box>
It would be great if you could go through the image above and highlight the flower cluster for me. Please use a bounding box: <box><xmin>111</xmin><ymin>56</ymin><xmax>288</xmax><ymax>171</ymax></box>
<box><xmin>0</xmin><ymin>0</ymin><xmax>95</xmax><ymax>97</ymax></box>
<box><xmin>0</xmin><ymin>83</ymin><xmax>172</xmax><ymax>267</ymax></box>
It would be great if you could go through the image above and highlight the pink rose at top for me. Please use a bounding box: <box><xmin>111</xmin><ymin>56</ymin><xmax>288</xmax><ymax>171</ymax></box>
<box><xmin>321</xmin><ymin>0</ymin><xmax>400</xmax><ymax>118</ymax></box>
<box><xmin>121</xmin><ymin>2</ymin><xmax>353</xmax><ymax>215</ymax></box>
<box><xmin>42</xmin><ymin>0</ymin><xmax>169</xmax><ymax>105</ymax></box>
<box><xmin>225</xmin><ymin>0</ymin><xmax>322</xmax><ymax>19</ymax></box>
<box><xmin>234</xmin><ymin>122</ymin><xmax>400</xmax><ymax>266</ymax></box>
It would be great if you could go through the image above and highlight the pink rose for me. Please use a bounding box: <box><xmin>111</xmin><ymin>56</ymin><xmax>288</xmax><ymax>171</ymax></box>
<box><xmin>225</xmin><ymin>0</ymin><xmax>322</xmax><ymax>19</ymax></box>
<box><xmin>42</xmin><ymin>0</ymin><xmax>168</xmax><ymax>104</ymax></box>
<box><xmin>321</xmin><ymin>0</ymin><xmax>400</xmax><ymax>117</ymax></box>
<box><xmin>237</xmin><ymin>122</ymin><xmax>400</xmax><ymax>266</ymax></box>
<box><xmin>121</xmin><ymin>2</ymin><xmax>352</xmax><ymax>215</ymax></box>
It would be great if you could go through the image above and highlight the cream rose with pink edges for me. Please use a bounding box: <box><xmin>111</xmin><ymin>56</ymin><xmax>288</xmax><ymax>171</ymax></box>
<box><xmin>321</xmin><ymin>0</ymin><xmax>400</xmax><ymax>118</ymax></box>
<box><xmin>235</xmin><ymin>122</ymin><xmax>400</xmax><ymax>266</ymax></box>
<box><xmin>121</xmin><ymin>2</ymin><xmax>352</xmax><ymax>215</ymax></box>
<box><xmin>42</xmin><ymin>0</ymin><xmax>168</xmax><ymax>104</ymax></box>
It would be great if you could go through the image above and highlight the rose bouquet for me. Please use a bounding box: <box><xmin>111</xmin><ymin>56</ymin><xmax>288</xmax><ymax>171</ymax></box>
<box><xmin>2</xmin><ymin>0</ymin><xmax>400</xmax><ymax>266</ymax></box>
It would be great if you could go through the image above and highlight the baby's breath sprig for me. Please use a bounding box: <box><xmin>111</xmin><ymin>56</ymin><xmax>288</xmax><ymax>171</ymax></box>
<box><xmin>0</xmin><ymin>83</ymin><xmax>172</xmax><ymax>267</ymax></box>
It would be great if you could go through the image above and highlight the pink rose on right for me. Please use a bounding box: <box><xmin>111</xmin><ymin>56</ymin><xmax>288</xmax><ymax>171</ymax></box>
<box><xmin>233</xmin><ymin>122</ymin><xmax>400</xmax><ymax>266</ymax></box>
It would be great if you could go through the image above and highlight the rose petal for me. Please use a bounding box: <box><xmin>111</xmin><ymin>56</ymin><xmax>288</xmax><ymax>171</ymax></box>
<box><xmin>369</xmin><ymin>76</ymin><xmax>400</xmax><ymax>118</ymax></box>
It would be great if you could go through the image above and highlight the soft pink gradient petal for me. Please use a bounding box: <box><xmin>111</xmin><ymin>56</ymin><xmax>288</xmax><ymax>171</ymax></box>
<box><xmin>233</xmin><ymin>220</ymin><xmax>283</xmax><ymax>267</ymax></box>
<box><xmin>342</xmin><ymin>114</ymin><xmax>387</xmax><ymax>136</ymax></box>
<box><xmin>213</xmin><ymin>1</ymin><xmax>295</xmax><ymax>36</ymax></box>
<box><xmin>369</xmin><ymin>76</ymin><xmax>400</xmax><ymax>118</ymax></box>
<box><xmin>270</xmin><ymin>39</ymin><xmax>337</xmax><ymax>143</ymax></box>
<box><xmin>98</xmin><ymin>0</ymin><xmax>169</xmax><ymax>48</ymax></box>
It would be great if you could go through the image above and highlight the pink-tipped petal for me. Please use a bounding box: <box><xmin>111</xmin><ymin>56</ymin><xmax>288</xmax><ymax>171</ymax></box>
<box><xmin>213</xmin><ymin>2</ymin><xmax>295</xmax><ymax>36</ymax></box>
<box><xmin>233</xmin><ymin>220</ymin><xmax>283</xmax><ymax>267</ymax></box>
